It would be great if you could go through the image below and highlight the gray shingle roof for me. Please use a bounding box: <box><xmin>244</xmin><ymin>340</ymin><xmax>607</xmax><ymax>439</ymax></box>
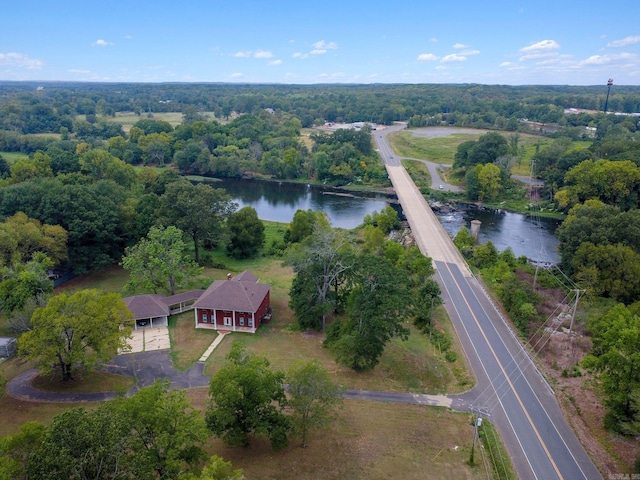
<box><xmin>192</xmin><ymin>273</ymin><xmax>269</xmax><ymax>313</ymax></box>
<box><xmin>123</xmin><ymin>294</ymin><xmax>170</xmax><ymax>320</ymax></box>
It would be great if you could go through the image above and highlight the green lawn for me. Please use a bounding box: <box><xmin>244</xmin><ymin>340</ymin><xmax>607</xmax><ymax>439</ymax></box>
<box><xmin>0</xmin><ymin>151</ymin><xmax>29</xmax><ymax>165</ymax></box>
<box><xmin>92</xmin><ymin>111</ymin><xmax>220</xmax><ymax>132</ymax></box>
<box><xmin>390</xmin><ymin>130</ymin><xmax>485</xmax><ymax>164</ymax></box>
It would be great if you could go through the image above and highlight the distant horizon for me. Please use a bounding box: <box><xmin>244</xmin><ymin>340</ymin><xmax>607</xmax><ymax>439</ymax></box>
<box><xmin>1</xmin><ymin>79</ymin><xmax>637</xmax><ymax>88</ymax></box>
<box><xmin>2</xmin><ymin>0</ymin><xmax>639</xmax><ymax>85</ymax></box>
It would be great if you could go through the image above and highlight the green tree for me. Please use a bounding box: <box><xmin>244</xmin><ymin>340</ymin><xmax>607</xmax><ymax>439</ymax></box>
<box><xmin>0</xmin><ymin>421</ymin><xmax>45</xmax><ymax>480</ymax></box>
<box><xmin>325</xmin><ymin>254</ymin><xmax>411</xmax><ymax>371</ymax></box>
<box><xmin>206</xmin><ymin>343</ymin><xmax>290</xmax><ymax>450</ymax></box>
<box><xmin>572</xmin><ymin>242</ymin><xmax>640</xmax><ymax>304</ymax></box>
<box><xmin>583</xmin><ymin>304</ymin><xmax>640</xmax><ymax>434</ymax></box>
<box><xmin>25</xmin><ymin>405</ymin><xmax>135</xmax><ymax>480</ymax></box>
<box><xmin>9</xmin><ymin>152</ymin><xmax>53</xmax><ymax>184</ymax></box>
<box><xmin>226</xmin><ymin>206</ymin><xmax>265</xmax><ymax>259</ymax></box>
<box><xmin>179</xmin><ymin>456</ymin><xmax>244</xmax><ymax>480</ymax></box>
<box><xmin>561</xmin><ymin>159</ymin><xmax>640</xmax><ymax>209</ymax></box>
<box><xmin>122</xmin><ymin>225</ymin><xmax>202</xmax><ymax>295</ymax></box>
<box><xmin>285</xmin><ymin>227</ymin><xmax>353</xmax><ymax>331</ymax></box>
<box><xmin>159</xmin><ymin>179</ymin><xmax>237</xmax><ymax>264</ymax></box>
<box><xmin>79</xmin><ymin>148</ymin><xmax>117</xmax><ymax>180</ymax></box>
<box><xmin>477</xmin><ymin>163</ymin><xmax>503</xmax><ymax>201</ymax></box>
<box><xmin>284</xmin><ymin>209</ymin><xmax>328</xmax><ymax>244</ymax></box>
<box><xmin>139</xmin><ymin>132</ymin><xmax>173</xmax><ymax>165</ymax></box>
<box><xmin>0</xmin><ymin>211</ymin><xmax>67</xmax><ymax>267</ymax></box>
<box><xmin>0</xmin><ymin>252</ymin><xmax>54</xmax><ymax>314</ymax></box>
<box><xmin>362</xmin><ymin>205</ymin><xmax>401</xmax><ymax>234</ymax></box>
<box><xmin>286</xmin><ymin>360</ymin><xmax>343</xmax><ymax>447</ymax></box>
<box><xmin>18</xmin><ymin>289</ymin><xmax>133</xmax><ymax>381</ymax></box>
<box><xmin>114</xmin><ymin>381</ymin><xmax>209</xmax><ymax>479</ymax></box>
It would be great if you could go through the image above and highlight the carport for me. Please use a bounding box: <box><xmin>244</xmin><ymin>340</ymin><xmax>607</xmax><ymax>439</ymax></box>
<box><xmin>123</xmin><ymin>294</ymin><xmax>169</xmax><ymax>330</ymax></box>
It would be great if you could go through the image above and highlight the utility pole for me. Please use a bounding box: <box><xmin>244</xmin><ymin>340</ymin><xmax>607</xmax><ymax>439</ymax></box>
<box><xmin>604</xmin><ymin>78</ymin><xmax>613</xmax><ymax>113</ymax></box>
<box><xmin>568</xmin><ymin>289</ymin><xmax>584</xmax><ymax>336</ymax></box>
<box><xmin>469</xmin><ymin>406</ymin><xmax>489</xmax><ymax>466</ymax></box>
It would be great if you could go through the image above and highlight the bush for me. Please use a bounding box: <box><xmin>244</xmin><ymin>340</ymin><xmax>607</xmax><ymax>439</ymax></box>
<box><xmin>445</xmin><ymin>351</ymin><xmax>458</xmax><ymax>362</ymax></box>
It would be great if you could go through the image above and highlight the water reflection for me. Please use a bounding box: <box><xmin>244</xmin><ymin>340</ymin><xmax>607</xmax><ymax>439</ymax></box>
<box><xmin>438</xmin><ymin>206</ymin><xmax>560</xmax><ymax>264</ymax></box>
<box><xmin>211</xmin><ymin>178</ymin><xmax>560</xmax><ymax>264</ymax></box>
<box><xmin>211</xmin><ymin>178</ymin><xmax>392</xmax><ymax>229</ymax></box>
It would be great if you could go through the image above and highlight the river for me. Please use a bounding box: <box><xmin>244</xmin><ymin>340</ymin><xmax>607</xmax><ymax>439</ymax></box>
<box><xmin>212</xmin><ymin>178</ymin><xmax>560</xmax><ymax>264</ymax></box>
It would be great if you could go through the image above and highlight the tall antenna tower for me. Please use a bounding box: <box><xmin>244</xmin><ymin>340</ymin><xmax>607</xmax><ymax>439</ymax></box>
<box><xmin>604</xmin><ymin>78</ymin><xmax>613</xmax><ymax>112</ymax></box>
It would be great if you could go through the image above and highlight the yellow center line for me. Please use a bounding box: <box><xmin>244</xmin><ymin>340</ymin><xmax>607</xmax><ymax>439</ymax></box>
<box><xmin>442</xmin><ymin>261</ymin><xmax>564</xmax><ymax>480</ymax></box>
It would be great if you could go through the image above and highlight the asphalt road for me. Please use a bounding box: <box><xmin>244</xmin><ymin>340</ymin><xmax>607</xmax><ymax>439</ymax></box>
<box><xmin>376</xmin><ymin>127</ymin><xmax>602</xmax><ymax>480</ymax></box>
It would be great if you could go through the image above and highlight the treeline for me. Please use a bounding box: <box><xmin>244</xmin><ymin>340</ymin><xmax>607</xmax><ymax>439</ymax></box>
<box><xmin>2</xmin><ymin>82</ymin><xmax>640</xmax><ymax>134</ymax></box>
<box><xmin>0</xmin><ymin>112</ymin><xmax>384</xmax><ymax>186</ymax></box>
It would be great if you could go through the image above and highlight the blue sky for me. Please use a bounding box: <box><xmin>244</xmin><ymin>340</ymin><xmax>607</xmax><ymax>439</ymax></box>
<box><xmin>1</xmin><ymin>0</ymin><xmax>639</xmax><ymax>85</ymax></box>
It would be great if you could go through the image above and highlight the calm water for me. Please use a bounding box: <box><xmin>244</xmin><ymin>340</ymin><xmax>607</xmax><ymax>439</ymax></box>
<box><xmin>213</xmin><ymin>178</ymin><xmax>560</xmax><ymax>264</ymax></box>
<box><xmin>212</xmin><ymin>178</ymin><xmax>393</xmax><ymax>229</ymax></box>
<box><xmin>437</xmin><ymin>206</ymin><xmax>560</xmax><ymax>264</ymax></box>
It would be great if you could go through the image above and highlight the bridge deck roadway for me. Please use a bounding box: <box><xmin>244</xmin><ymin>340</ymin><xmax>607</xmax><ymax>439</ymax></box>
<box><xmin>382</xmin><ymin>139</ymin><xmax>602</xmax><ymax>480</ymax></box>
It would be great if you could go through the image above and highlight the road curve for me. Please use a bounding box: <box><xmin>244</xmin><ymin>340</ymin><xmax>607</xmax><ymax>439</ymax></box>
<box><xmin>376</xmin><ymin>127</ymin><xmax>602</xmax><ymax>480</ymax></box>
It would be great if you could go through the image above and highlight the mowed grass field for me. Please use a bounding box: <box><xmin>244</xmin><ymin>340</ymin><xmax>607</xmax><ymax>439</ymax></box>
<box><xmin>0</xmin><ymin>220</ymin><xmax>505</xmax><ymax>478</ymax></box>
<box><xmin>107</xmin><ymin>111</ymin><xmax>219</xmax><ymax>132</ymax></box>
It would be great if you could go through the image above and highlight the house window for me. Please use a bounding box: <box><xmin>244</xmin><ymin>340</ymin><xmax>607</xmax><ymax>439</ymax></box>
<box><xmin>239</xmin><ymin>318</ymin><xmax>245</xmax><ymax>326</ymax></box>
<box><xmin>248</xmin><ymin>318</ymin><xmax>254</xmax><ymax>327</ymax></box>
<box><xmin>224</xmin><ymin>316</ymin><xmax>232</xmax><ymax>326</ymax></box>
<box><xmin>202</xmin><ymin>313</ymin><xmax>208</xmax><ymax>323</ymax></box>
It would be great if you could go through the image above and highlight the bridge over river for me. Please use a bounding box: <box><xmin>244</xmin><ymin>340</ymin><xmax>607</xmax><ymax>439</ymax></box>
<box><xmin>375</xmin><ymin>126</ymin><xmax>602</xmax><ymax>480</ymax></box>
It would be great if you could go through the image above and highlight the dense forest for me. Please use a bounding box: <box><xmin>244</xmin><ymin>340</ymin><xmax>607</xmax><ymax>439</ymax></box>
<box><xmin>2</xmin><ymin>82</ymin><xmax>640</xmax><ymax>135</ymax></box>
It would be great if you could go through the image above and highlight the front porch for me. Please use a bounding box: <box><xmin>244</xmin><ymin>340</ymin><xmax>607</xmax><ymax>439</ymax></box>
<box><xmin>195</xmin><ymin>323</ymin><xmax>257</xmax><ymax>334</ymax></box>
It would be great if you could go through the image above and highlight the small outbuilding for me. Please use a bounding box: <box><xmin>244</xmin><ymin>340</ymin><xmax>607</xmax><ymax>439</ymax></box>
<box><xmin>0</xmin><ymin>337</ymin><xmax>17</xmax><ymax>358</ymax></box>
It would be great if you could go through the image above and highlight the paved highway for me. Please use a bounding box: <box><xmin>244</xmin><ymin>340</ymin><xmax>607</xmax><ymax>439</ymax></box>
<box><xmin>374</xmin><ymin>125</ymin><xmax>602</xmax><ymax>480</ymax></box>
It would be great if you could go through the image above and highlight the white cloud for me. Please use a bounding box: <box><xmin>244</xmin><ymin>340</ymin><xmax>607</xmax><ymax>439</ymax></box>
<box><xmin>580</xmin><ymin>52</ymin><xmax>636</xmax><ymax>65</ymax></box>
<box><xmin>0</xmin><ymin>52</ymin><xmax>43</xmax><ymax>69</ymax></box>
<box><xmin>254</xmin><ymin>50</ymin><xmax>273</xmax><ymax>59</ymax></box>
<box><xmin>459</xmin><ymin>49</ymin><xmax>479</xmax><ymax>56</ymax></box>
<box><xmin>229</xmin><ymin>72</ymin><xmax>243</xmax><ymax>78</ymax></box>
<box><xmin>268</xmin><ymin>59</ymin><xmax>282</xmax><ymax>66</ymax></box>
<box><xmin>417</xmin><ymin>53</ymin><xmax>438</xmax><ymax>62</ymax></box>
<box><xmin>233</xmin><ymin>51</ymin><xmax>252</xmax><ymax>58</ymax></box>
<box><xmin>519</xmin><ymin>39</ymin><xmax>560</xmax><ymax>53</ymax></box>
<box><xmin>429</xmin><ymin>38</ymin><xmax>438</xmax><ymax>43</ymax></box>
<box><xmin>310</xmin><ymin>49</ymin><xmax>327</xmax><ymax>55</ymax></box>
<box><xmin>68</xmin><ymin>69</ymin><xmax>91</xmax><ymax>74</ymax></box>
<box><xmin>441</xmin><ymin>53</ymin><xmax>467</xmax><ymax>63</ymax></box>
<box><xmin>453</xmin><ymin>43</ymin><xmax>468</xmax><ymax>49</ymax></box>
<box><xmin>607</xmin><ymin>36</ymin><xmax>640</xmax><ymax>47</ymax></box>
<box><xmin>312</xmin><ymin>40</ymin><xmax>337</xmax><ymax>50</ymax></box>
<box><xmin>293</xmin><ymin>52</ymin><xmax>308</xmax><ymax>59</ymax></box>
<box><xmin>92</xmin><ymin>39</ymin><xmax>113</xmax><ymax>47</ymax></box>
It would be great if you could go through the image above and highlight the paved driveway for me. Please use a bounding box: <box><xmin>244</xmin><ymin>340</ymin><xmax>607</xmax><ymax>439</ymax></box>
<box><xmin>123</xmin><ymin>326</ymin><xmax>171</xmax><ymax>354</ymax></box>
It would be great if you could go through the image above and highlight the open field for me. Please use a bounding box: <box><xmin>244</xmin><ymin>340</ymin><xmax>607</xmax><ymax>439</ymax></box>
<box><xmin>388</xmin><ymin>127</ymin><xmax>590</xmax><ymax>177</ymax></box>
<box><xmin>93</xmin><ymin>111</ymin><xmax>220</xmax><ymax>132</ymax></box>
<box><xmin>187</xmin><ymin>388</ymin><xmax>491</xmax><ymax>480</ymax></box>
<box><xmin>0</xmin><ymin>151</ymin><xmax>29</xmax><ymax>164</ymax></box>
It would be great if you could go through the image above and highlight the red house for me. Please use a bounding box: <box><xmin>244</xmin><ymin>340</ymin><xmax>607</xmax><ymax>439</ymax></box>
<box><xmin>192</xmin><ymin>271</ymin><xmax>271</xmax><ymax>333</ymax></box>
